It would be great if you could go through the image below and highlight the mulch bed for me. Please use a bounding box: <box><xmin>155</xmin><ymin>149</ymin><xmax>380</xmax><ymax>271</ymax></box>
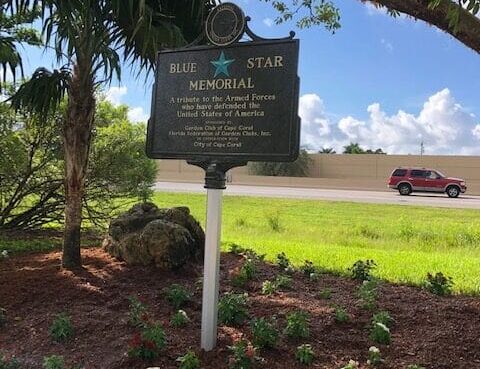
<box><xmin>1</xmin><ymin>247</ymin><xmax>479</xmax><ymax>369</ymax></box>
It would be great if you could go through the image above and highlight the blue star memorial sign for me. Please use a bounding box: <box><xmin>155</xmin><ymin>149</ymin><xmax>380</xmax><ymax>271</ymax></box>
<box><xmin>210</xmin><ymin>51</ymin><xmax>235</xmax><ymax>77</ymax></box>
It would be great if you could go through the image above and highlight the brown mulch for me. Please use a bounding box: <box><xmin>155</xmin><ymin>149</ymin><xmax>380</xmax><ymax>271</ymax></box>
<box><xmin>1</xmin><ymin>248</ymin><xmax>479</xmax><ymax>369</ymax></box>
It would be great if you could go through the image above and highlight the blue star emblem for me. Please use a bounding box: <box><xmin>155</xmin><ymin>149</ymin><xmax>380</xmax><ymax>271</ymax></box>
<box><xmin>210</xmin><ymin>51</ymin><xmax>235</xmax><ymax>78</ymax></box>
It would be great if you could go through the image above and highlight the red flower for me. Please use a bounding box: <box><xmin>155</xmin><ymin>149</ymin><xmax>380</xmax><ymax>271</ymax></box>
<box><xmin>129</xmin><ymin>332</ymin><xmax>142</xmax><ymax>348</ymax></box>
<box><xmin>144</xmin><ymin>339</ymin><xmax>156</xmax><ymax>350</ymax></box>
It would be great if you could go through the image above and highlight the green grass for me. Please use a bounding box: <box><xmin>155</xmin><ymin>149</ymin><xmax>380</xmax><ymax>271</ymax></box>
<box><xmin>2</xmin><ymin>192</ymin><xmax>479</xmax><ymax>294</ymax></box>
<box><xmin>151</xmin><ymin>192</ymin><xmax>480</xmax><ymax>295</ymax></box>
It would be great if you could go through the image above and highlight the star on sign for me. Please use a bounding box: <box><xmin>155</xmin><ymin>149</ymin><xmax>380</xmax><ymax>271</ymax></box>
<box><xmin>210</xmin><ymin>51</ymin><xmax>235</xmax><ymax>78</ymax></box>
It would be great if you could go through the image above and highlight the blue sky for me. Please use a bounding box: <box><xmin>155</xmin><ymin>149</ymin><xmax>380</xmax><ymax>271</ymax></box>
<box><xmin>20</xmin><ymin>0</ymin><xmax>480</xmax><ymax>155</ymax></box>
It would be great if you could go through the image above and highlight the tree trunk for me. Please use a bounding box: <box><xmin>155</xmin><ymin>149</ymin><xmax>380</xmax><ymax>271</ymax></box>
<box><xmin>62</xmin><ymin>61</ymin><xmax>95</xmax><ymax>269</ymax></box>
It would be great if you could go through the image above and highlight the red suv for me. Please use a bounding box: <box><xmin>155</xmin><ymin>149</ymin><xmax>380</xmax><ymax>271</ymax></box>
<box><xmin>388</xmin><ymin>167</ymin><xmax>467</xmax><ymax>198</ymax></box>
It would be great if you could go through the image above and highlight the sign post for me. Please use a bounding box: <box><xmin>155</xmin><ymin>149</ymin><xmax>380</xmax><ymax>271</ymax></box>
<box><xmin>146</xmin><ymin>2</ymin><xmax>300</xmax><ymax>351</ymax></box>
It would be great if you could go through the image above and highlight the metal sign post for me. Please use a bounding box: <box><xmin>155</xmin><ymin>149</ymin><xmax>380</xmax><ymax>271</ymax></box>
<box><xmin>146</xmin><ymin>2</ymin><xmax>300</xmax><ymax>352</ymax></box>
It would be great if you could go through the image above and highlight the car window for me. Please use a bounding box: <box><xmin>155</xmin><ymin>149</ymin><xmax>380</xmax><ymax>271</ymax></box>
<box><xmin>411</xmin><ymin>170</ymin><xmax>426</xmax><ymax>177</ymax></box>
<box><xmin>426</xmin><ymin>171</ymin><xmax>440</xmax><ymax>179</ymax></box>
<box><xmin>392</xmin><ymin>169</ymin><xmax>407</xmax><ymax>177</ymax></box>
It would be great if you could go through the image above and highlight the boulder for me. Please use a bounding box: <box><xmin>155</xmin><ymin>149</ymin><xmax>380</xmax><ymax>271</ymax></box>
<box><xmin>103</xmin><ymin>202</ymin><xmax>204</xmax><ymax>270</ymax></box>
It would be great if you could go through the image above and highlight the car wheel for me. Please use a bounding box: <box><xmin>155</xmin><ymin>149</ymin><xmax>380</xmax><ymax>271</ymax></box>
<box><xmin>398</xmin><ymin>183</ymin><xmax>412</xmax><ymax>196</ymax></box>
<box><xmin>446</xmin><ymin>185</ymin><xmax>460</xmax><ymax>198</ymax></box>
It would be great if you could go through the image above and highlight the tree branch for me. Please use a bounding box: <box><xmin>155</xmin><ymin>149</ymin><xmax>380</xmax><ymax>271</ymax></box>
<box><xmin>368</xmin><ymin>0</ymin><xmax>480</xmax><ymax>53</ymax></box>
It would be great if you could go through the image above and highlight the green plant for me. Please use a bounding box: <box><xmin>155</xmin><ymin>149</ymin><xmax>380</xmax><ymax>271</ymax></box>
<box><xmin>218</xmin><ymin>293</ymin><xmax>249</xmax><ymax>326</ymax></box>
<box><xmin>367</xmin><ymin>346</ymin><xmax>383</xmax><ymax>366</ymax></box>
<box><xmin>170</xmin><ymin>310</ymin><xmax>190</xmax><ymax>328</ymax></box>
<box><xmin>276</xmin><ymin>252</ymin><xmax>291</xmax><ymax>270</ymax></box>
<box><xmin>231</xmin><ymin>258</ymin><xmax>257</xmax><ymax>288</ymax></box>
<box><xmin>266</xmin><ymin>212</ymin><xmax>282</xmax><ymax>232</ymax></box>
<box><xmin>229</xmin><ymin>243</ymin><xmax>247</xmax><ymax>255</ymax></box>
<box><xmin>300</xmin><ymin>260</ymin><xmax>316</xmax><ymax>276</ymax></box>
<box><xmin>49</xmin><ymin>313</ymin><xmax>74</xmax><ymax>342</ymax></box>
<box><xmin>318</xmin><ymin>288</ymin><xmax>332</xmax><ymax>299</ymax></box>
<box><xmin>261</xmin><ymin>280</ymin><xmax>277</xmax><ymax>295</ymax></box>
<box><xmin>295</xmin><ymin>344</ymin><xmax>315</xmax><ymax>365</ymax></box>
<box><xmin>228</xmin><ymin>340</ymin><xmax>256</xmax><ymax>369</ymax></box>
<box><xmin>341</xmin><ymin>360</ymin><xmax>359</xmax><ymax>369</ymax></box>
<box><xmin>369</xmin><ymin>322</ymin><xmax>391</xmax><ymax>345</ymax></box>
<box><xmin>357</xmin><ymin>279</ymin><xmax>379</xmax><ymax>310</ymax></box>
<box><xmin>334</xmin><ymin>306</ymin><xmax>349</xmax><ymax>323</ymax></box>
<box><xmin>424</xmin><ymin>272</ymin><xmax>453</xmax><ymax>296</ymax></box>
<box><xmin>0</xmin><ymin>352</ymin><xmax>20</xmax><ymax>369</ymax></box>
<box><xmin>164</xmin><ymin>284</ymin><xmax>192</xmax><ymax>309</ymax></box>
<box><xmin>274</xmin><ymin>275</ymin><xmax>293</xmax><ymax>290</ymax></box>
<box><xmin>407</xmin><ymin>365</ymin><xmax>426</xmax><ymax>369</ymax></box>
<box><xmin>176</xmin><ymin>351</ymin><xmax>200</xmax><ymax>369</ymax></box>
<box><xmin>128</xmin><ymin>322</ymin><xmax>166</xmax><ymax>360</ymax></box>
<box><xmin>250</xmin><ymin>317</ymin><xmax>279</xmax><ymax>349</ymax></box>
<box><xmin>284</xmin><ymin>311</ymin><xmax>310</xmax><ymax>338</ymax></box>
<box><xmin>372</xmin><ymin>311</ymin><xmax>393</xmax><ymax>328</ymax></box>
<box><xmin>235</xmin><ymin>218</ymin><xmax>248</xmax><ymax>228</ymax></box>
<box><xmin>128</xmin><ymin>296</ymin><xmax>148</xmax><ymax>328</ymax></box>
<box><xmin>42</xmin><ymin>355</ymin><xmax>65</xmax><ymax>369</ymax></box>
<box><xmin>349</xmin><ymin>260</ymin><xmax>377</xmax><ymax>281</ymax></box>
<box><xmin>0</xmin><ymin>308</ymin><xmax>6</xmax><ymax>327</ymax></box>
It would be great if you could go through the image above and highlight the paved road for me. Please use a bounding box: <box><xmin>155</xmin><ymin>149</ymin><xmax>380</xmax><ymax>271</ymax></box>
<box><xmin>154</xmin><ymin>181</ymin><xmax>480</xmax><ymax>209</ymax></box>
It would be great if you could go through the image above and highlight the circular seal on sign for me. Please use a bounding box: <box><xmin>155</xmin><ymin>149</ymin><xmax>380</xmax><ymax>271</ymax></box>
<box><xmin>205</xmin><ymin>3</ymin><xmax>246</xmax><ymax>46</ymax></box>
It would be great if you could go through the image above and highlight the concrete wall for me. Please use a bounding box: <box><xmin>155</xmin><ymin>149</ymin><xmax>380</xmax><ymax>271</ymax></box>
<box><xmin>156</xmin><ymin>154</ymin><xmax>480</xmax><ymax>195</ymax></box>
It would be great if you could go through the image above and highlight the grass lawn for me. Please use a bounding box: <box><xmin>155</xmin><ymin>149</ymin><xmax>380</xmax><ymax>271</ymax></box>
<box><xmin>151</xmin><ymin>192</ymin><xmax>480</xmax><ymax>295</ymax></box>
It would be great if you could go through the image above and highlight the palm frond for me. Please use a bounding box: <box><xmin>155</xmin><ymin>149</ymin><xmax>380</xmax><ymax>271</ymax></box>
<box><xmin>9</xmin><ymin>66</ymin><xmax>71</xmax><ymax>118</ymax></box>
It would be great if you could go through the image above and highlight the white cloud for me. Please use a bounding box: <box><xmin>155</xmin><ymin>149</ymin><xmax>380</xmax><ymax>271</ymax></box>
<box><xmin>381</xmin><ymin>38</ymin><xmax>394</xmax><ymax>52</ymax></box>
<box><xmin>300</xmin><ymin>89</ymin><xmax>480</xmax><ymax>155</ymax></box>
<box><xmin>365</xmin><ymin>3</ymin><xmax>388</xmax><ymax>16</ymax></box>
<box><xmin>105</xmin><ymin>86</ymin><xmax>127</xmax><ymax>106</ymax></box>
<box><xmin>263</xmin><ymin>17</ymin><xmax>274</xmax><ymax>27</ymax></box>
<box><xmin>128</xmin><ymin>107</ymin><xmax>149</xmax><ymax>123</ymax></box>
<box><xmin>105</xmin><ymin>86</ymin><xmax>149</xmax><ymax>123</ymax></box>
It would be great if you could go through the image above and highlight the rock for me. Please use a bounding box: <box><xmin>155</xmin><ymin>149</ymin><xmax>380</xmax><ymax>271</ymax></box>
<box><xmin>103</xmin><ymin>203</ymin><xmax>204</xmax><ymax>270</ymax></box>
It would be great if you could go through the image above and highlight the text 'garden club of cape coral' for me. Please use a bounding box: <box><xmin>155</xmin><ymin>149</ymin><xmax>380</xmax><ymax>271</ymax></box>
<box><xmin>168</xmin><ymin>51</ymin><xmax>284</xmax><ymax>91</ymax></box>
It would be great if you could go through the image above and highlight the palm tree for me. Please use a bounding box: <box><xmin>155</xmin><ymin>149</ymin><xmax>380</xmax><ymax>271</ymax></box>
<box><xmin>318</xmin><ymin>147</ymin><xmax>336</xmax><ymax>154</ymax></box>
<box><xmin>8</xmin><ymin>0</ymin><xmax>212</xmax><ymax>268</ymax></box>
<box><xmin>0</xmin><ymin>4</ymin><xmax>41</xmax><ymax>87</ymax></box>
<box><xmin>343</xmin><ymin>142</ymin><xmax>365</xmax><ymax>154</ymax></box>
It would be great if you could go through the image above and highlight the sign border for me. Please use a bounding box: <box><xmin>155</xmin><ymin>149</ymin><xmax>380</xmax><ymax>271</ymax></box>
<box><xmin>146</xmin><ymin>38</ymin><xmax>300</xmax><ymax>163</ymax></box>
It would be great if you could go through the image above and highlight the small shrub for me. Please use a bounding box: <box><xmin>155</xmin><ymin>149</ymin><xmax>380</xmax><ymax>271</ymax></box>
<box><xmin>334</xmin><ymin>306</ymin><xmax>349</xmax><ymax>323</ymax></box>
<box><xmin>0</xmin><ymin>353</ymin><xmax>20</xmax><ymax>369</ymax></box>
<box><xmin>164</xmin><ymin>284</ymin><xmax>192</xmax><ymax>309</ymax></box>
<box><xmin>369</xmin><ymin>322</ymin><xmax>391</xmax><ymax>345</ymax></box>
<box><xmin>349</xmin><ymin>260</ymin><xmax>377</xmax><ymax>281</ymax></box>
<box><xmin>170</xmin><ymin>310</ymin><xmax>190</xmax><ymax>328</ymax></box>
<box><xmin>0</xmin><ymin>308</ymin><xmax>7</xmax><ymax>328</ymax></box>
<box><xmin>407</xmin><ymin>365</ymin><xmax>426</xmax><ymax>369</ymax></box>
<box><xmin>317</xmin><ymin>288</ymin><xmax>332</xmax><ymax>299</ymax></box>
<box><xmin>372</xmin><ymin>311</ymin><xmax>393</xmax><ymax>328</ymax></box>
<box><xmin>42</xmin><ymin>355</ymin><xmax>65</xmax><ymax>369</ymax></box>
<box><xmin>176</xmin><ymin>351</ymin><xmax>200</xmax><ymax>369</ymax></box>
<box><xmin>276</xmin><ymin>252</ymin><xmax>291</xmax><ymax>270</ymax></box>
<box><xmin>231</xmin><ymin>257</ymin><xmax>258</xmax><ymax>288</ymax></box>
<box><xmin>357</xmin><ymin>279</ymin><xmax>379</xmax><ymax>310</ymax></box>
<box><xmin>229</xmin><ymin>243</ymin><xmax>247</xmax><ymax>255</ymax></box>
<box><xmin>341</xmin><ymin>360</ymin><xmax>359</xmax><ymax>369</ymax></box>
<box><xmin>299</xmin><ymin>260</ymin><xmax>316</xmax><ymax>277</ymax></box>
<box><xmin>295</xmin><ymin>344</ymin><xmax>314</xmax><ymax>365</ymax></box>
<box><xmin>128</xmin><ymin>296</ymin><xmax>148</xmax><ymax>327</ymax></box>
<box><xmin>261</xmin><ymin>280</ymin><xmax>276</xmax><ymax>295</ymax></box>
<box><xmin>128</xmin><ymin>322</ymin><xmax>166</xmax><ymax>360</ymax></box>
<box><xmin>250</xmin><ymin>317</ymin><xmax>279</xmax><ymax>349</ymax></box>
<box><xmin>274</xmin><ymin>275</ymin><xmax>293</xmax><ymax>290</ymax></box>
<box><xmin>266</xmin><ymin>212</ymin><xmax>282</xmax><ymax>232</ymax></box>
<box><xmin>284</xmin><ymin>311</ymin><xmax>310</xmax><ymax>338</ymax></box>
<box><xmin>367</xmin><ymin>346</ymin><xmax>383</xmax><ymax>366</ymax></box>
<box><xmin>424</xmin><ymin>272</ymin><xmax>453</xmax><ymax>296</ymax></box>
<box><xmin>228</xmin><ymin>340</ymin><xmax>256</xmax><ymax>369</ymax></box>
<box><xmin>49</xmin><ymin>313</ymin><xmax>74</xmax><ymax>342</ymax></box>
<box><xmin>218</xmin><ymin>293</ymin><xmax>249</xmax><ymax>326</ymax></box>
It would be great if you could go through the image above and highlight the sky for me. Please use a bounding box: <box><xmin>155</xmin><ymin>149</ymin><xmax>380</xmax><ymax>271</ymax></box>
<box><xmin>18</xmin><ymin>0</ymin><xmax>480</xmax><ymax>156</ymax></box>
